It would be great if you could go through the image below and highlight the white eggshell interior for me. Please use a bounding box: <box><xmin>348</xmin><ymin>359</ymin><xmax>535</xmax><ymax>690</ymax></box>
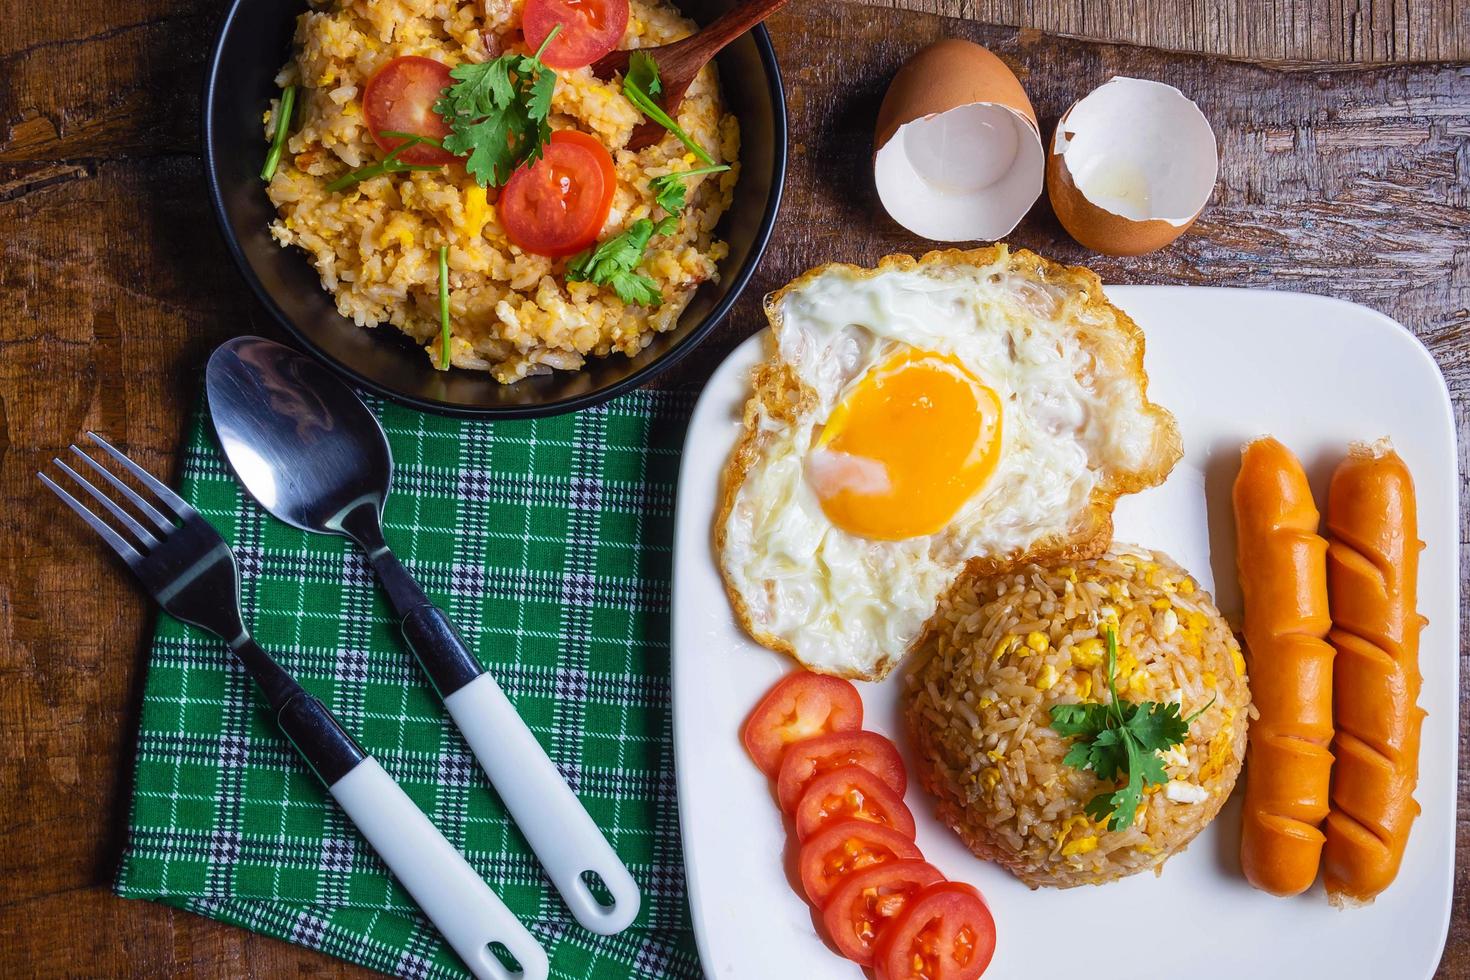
<box><xmin>875</xmin><ymin>102</ymin><xmax>1043</xmax><ymax>242</ymax></box>
<box><xmin>1054</xmin><ymin>76</ymin><xmax>1218</xmax><ymax>226</ymax></box>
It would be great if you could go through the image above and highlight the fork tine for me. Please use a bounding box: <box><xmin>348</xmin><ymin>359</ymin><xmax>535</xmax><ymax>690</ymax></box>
<box><xmin>38</xmin><ymin>471</ymin><xmax>145</xmax><ymax>566</ymax></box>
<box><xmin>86</xmin><ymin>432</ymin><xmax>198</xmax><ymax>521</ymax></box>
<box><xmin>69</xmin><ymin>444</ymin><xmax>174</xmax><ymax>534</ymax></box>
<box><xmin>52</xmin><ymin>457</ymin><xmax>162</xmax><ymax>550</ymax></box>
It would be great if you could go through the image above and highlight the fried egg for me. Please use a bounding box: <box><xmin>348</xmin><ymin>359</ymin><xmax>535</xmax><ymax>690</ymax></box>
<box><xmin>716</xmin><ymin>246</ymin><xmax>1181</xmax><ymax>680</ymax></box>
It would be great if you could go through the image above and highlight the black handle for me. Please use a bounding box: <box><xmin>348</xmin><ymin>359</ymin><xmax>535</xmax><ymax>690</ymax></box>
<box><xmin>338</xmin><ymin>503</ymin><xmax>484</xmax><ymax>698</ymax></box>
<box><xmin>401</xmin><ymin>603</ymin><xmax>483</xmax><ymax>697</ymax></box>
<box><xmin>276</xmin><ymin>692</ymin><xmax>367</xmax><ymax>786</ymax></box>
<box><xmin>366</xmin><ymin>540</ymin><xmax>482</xmax><ymax>697</ymax></box>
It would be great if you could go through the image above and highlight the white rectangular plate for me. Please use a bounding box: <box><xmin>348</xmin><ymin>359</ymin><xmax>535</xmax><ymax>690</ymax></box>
<box><xmin>671</xmin><ymin>286</ymin><xmax>1459</xmax><ymax>980</ymax></box>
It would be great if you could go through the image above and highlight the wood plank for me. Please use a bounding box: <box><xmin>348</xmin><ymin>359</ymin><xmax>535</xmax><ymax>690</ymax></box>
<box><xmin>862</xmin><ymin>0</ymin><xmax>1469</xmax><ymax>64</ymax></box>
<box><xmin>0</xmin><ymin>0</ymin><xmax>1464</xmax><ymax>977</ymax></box>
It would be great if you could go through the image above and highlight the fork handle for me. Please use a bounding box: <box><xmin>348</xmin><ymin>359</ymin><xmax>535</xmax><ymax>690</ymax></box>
<box><xmin>329</xmin><ymin>757</ymin><xmax>550</xmax><ymax>980</ymax></box>
<box><xmin>274</xmin><ymin>693</ymin><xmax>548</xmax><ymax>980</ymax></box>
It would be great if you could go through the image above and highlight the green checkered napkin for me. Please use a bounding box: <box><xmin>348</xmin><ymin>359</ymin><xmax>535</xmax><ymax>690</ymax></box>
<box><xmin>114</xmin><ymin>385</ymin><xmax>702</xmax><ymax>979</ymax></box>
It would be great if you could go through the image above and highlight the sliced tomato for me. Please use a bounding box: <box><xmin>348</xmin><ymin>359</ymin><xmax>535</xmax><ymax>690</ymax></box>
<box><xmin>777</xmin><ymin>730</ymin><xmax>907</xmax><ymax>813</ymax></box>
<box><xmin>797</xmin><ymin>819</ymin><xmax>923</xmax><ymax>907</ymax></box>
<box><xmin>361</xmin><ymin>56</ymin><xmax>457</xmax><ymax>165</ymax></box>
<box><xmin>742</xmin><ymin>672</ymin><xmax>863</xmax><ymax>777</ymax></box>
<box><xmin>821</xmin><ymin>860</ymin><xmax>945</xmax><ymax>967</ymax></box>
<box><xmin>873</xmin><ymin>881</ymin><xmax>997</xmax><ymax>980</ymax></box>
<box><xmin>522</xmin><ymin>0</ymin><xmax>630</xmax><ymax>70</ymax></box>
<box><xmin>499</xmin><ymin>130</ymin><xmax>615</xmax><ymax>257</ymax></box>
<box><xmin>793</xmin><ymin>764</ymin><xmax>916</xmax><ymax>842</ymax></box>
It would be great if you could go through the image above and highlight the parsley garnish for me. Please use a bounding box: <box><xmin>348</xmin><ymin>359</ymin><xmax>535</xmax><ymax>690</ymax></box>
<box><xmin>433</xmin><ymin>26</ymin><xmax>561</xmax><ymax>187</ymax></box>
<box><xmin>260</xmin><ymin>84</ymin><xmax>296</xmax><ymax>181</ymax></box>
<box><xmin>649</xmin><ymin>164</ymin><xmax>730</xmax><ymax>213</ymax></box>
<box><xmin>437</xmin><ymin>245</ymin><xmax>451</xmax><ymax>370</ymax></box>
<box><xmin>622</xmin><ymin>52</ymin><xmax>717</xmax><ymax>166</ymax></box>
<box><xmin>1049</xmin><ymin>626</ymin><xmax>1215</xmax><ymax>831</ymax></box>
<box><xmin>566</xmin><ymin>216</ymin><xmax>677</xmax><ymax>306</ymax></box>
<box><xmin>325</xmin><ymin>132</ymin><xmax>446</xmax><ymax>192</ymax></box>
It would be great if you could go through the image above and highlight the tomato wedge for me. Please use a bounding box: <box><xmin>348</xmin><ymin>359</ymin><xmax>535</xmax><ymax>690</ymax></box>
<box><xmin>522</xmin><ymin>0</ymin><xmax>630</xmax><ymax>70</ymax></box>
<box><xmin>821</xmin><ymin>860</ymin><xmax>945</xmax><ymax>967</ymax></box>
<box><xmin>793</xmin><ymin>764</ymin><xmax>916</xmax><ymax>842</ymax></box>
<box><xmin>797</xmin><ymin>819</ymin><xmax>923</xmax><ymax>907</ymax></box>
<box><xmin>777</xmin><ymin>729</ymin><xmax>907</xmax><ymax>813</ymax></box>
<box><xmin>873</xmin><ymin>881</ymin><xmax>997</xmax><ymax>980</ymax></box>
<box><xmin>742</xmin><ymin>672</ymin><xmax>863</xmax><ymax>777</ymax></box>
<box><xmin>499</xmin><ymin>130</ymin><xmax>615</xmax><ymax>257</ymax></box>
<box><xmin>361</xmin><ymin>56</ymin><xmax>457</xmax><ymax>165</ymax></box>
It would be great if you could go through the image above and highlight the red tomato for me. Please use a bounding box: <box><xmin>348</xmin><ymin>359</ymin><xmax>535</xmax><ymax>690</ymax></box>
<box><xmin>361</xmin><ymin>56</ymin><xmax>457</xmax><ymax>165</ymax></box>
<box><xmin>499</xmin><ymin>130</ymin><xmax>616</xmax><ymax>257</ymax></box>
<box><xmin>742</xmin><ymin>672</ymin><xmax>863</xmax><ymax>777</ymax></box>
<box><xmin>793</xmin><ymin>765</ymin><xmax>916</xmax><ymax>842</ymax></box>
<box><xmin>522</xmin><ymin>0</ymin><xmax>630</xmax><ymax>69</ymax></box>
<box><xmin>797</xmin><ymin>819</ymin><xmax>923</xmax><ymax>907</ymax></box>
<box><xmin>873</xmin><ymin>881</ymin><xmax>997</xmax><ymax>980</ymax></box>
<box><xmin>776</xmin><ymin>730</ymin><xmax>907</xmax><ymax>813</ymax></box>
<box><xmin>821</xmin><ymin>860</ymin><xmax>945</xmax><ymax>967</ymax></box>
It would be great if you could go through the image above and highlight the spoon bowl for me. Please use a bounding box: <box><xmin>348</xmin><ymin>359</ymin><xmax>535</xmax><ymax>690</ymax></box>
<box><xmin>207</xmin><ymin>337</ymin><xmax>391</xmax><ymax>536</ymax></box>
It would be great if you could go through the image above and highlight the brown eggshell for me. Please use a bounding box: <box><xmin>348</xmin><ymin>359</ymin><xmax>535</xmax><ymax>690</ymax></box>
<box><xmin>1045</xmin><ymin>79</ymin><xmax>1218</xmax><ymax>256</ymax></box>
<box><xmin>1046</xmin><ymin>129</ymin><xmax>1200</xmax><ymax>257</ymax></box>
<box><xmin>874</xmin><ymin>39</ymin><xmax>1037</xmax><ymax>152</ymax></box>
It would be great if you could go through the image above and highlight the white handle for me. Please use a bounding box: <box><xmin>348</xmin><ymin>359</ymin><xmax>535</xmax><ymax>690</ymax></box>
<box><xmin>444</xmin><ymin>672</ymin><xmax>642</xmax><ymax>934</ymax></box>
<box><xmin>329</xmin><ymin>757</ymin><xmax>550</xmax><ymax>980</ymax></box>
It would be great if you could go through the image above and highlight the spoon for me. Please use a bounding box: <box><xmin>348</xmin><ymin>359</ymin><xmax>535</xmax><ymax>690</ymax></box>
<box><xmin>205</xmin><ymin>336</ymin><xmax>641</xmax><ymax>936</ymax></box>
<box><xmin>591</xmin><ymin>0</ymin><xmax>788</xmax><ymax>150</ymax></box>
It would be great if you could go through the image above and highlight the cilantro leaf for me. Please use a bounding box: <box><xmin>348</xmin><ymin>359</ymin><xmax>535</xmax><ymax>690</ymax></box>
<box><xmin>1048</xmin><ymin>701</ymin><xmax>1110</xmax><ymax>739</ymax></box>
<box><xmin>622</xmin><ymin>52</ymin><xmax>717</xmax><ymax>166</ymax></box>
<box><xmin>627</xmin><ymin>50</ymin><xmax>661</xmax><ymax>98</ymax></box>
<box><xmin>1124</xmin><ymin>700</ymin><xmax>1190</xmax><ymax>757</ymax></box>
<box><xmin>652</xmin><ymin>176</ymin><xmax>686</xmax><ymax>213</ymax></box>
<box><xmin>524</xmin><ymin>61</ymin><xmax>557</xmax><ymax>122</ymax></box>
<box><xmin>566</xmin><ymin>216</ymin><xmax>678</xmax><ymax>307</ymax></box>
<box><xmin>649</xmin><ymin>164</ymin><xmax>732</xmax><ymax>213</ymax></box>
<box><xmin>1131</xmin><ymin>743</ymin><xmax>1170</xmax><ymax>789</ymax></box>
<box><xmin>1083</xmin><ymin>792</ymin><xmax>1116</xmax><ymax>825</ymax></box>
<box><xmin>1086</xmin><ymin>727</ymin><xmax>1131</xmax><ymax>783</ymax></box>
<box><xmin>1051</xmin><ymin>625</ymin><xmax>1208</xmax><ymax>832</ymax></box>
<box><xmin>433</xmin><ymin>27</ymin><xmax>560</xmax><ymax>187</ymax></box>
<box><xmin>1061</xmin><ymin>740</ymin><xmax>1097</xmax><ymax>773</ymax></box>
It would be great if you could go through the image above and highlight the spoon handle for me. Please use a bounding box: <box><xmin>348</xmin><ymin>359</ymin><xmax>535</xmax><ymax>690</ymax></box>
<box><xmin>443</xmin><ymin>666</ymin><xmax>643</xmax><ymax>934</ymax></box>
<box><xmin>368</xmin><ymin>546</ymin><xmax>642</xmax><ymax>935</ymax></box>
<box><xmin>681</xmin><ymin>0</ymin><xmax>789</xmax><ymax>63</ymax></box>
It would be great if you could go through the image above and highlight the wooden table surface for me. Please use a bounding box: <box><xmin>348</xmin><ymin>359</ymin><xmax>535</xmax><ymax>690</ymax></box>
<box><xmin>1</xmin><ymin>0</ymin><xmax>1466</xmax><ymax>976</ymax></box>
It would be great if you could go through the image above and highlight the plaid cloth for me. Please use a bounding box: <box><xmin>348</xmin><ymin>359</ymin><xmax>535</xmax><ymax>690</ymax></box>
<box><xmin>113</xmin><ymin>385</ymin><xmax>702</xmax><ymax>979</ymax></box>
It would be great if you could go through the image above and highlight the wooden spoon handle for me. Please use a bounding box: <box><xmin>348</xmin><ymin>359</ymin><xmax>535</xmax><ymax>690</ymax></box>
<box><xmin>590</xmin><ymin>0</ymin><xmax>788</xmax><ymax>79</ymax></box>
<box><xmin>676</xmin><ymin>0</ymin><xmax>789</xmax><ymax>67</ymax></box>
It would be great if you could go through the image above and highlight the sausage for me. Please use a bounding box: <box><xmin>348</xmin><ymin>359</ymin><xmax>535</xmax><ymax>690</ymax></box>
<box><xmin>1321</xmin><ymin>441</ymin><xmax>1426</xmax><ymax>906</ymax></box>
<box><xmin>1233</xmin><ymin>436</ymin><xmax>1335</xmax><ymax>896</ymax></box>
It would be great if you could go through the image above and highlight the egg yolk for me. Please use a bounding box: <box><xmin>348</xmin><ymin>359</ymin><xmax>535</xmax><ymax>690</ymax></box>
<box><xmin>809</xmin><ymin>349</ymin><xmax>1002</xmax><ymax>540</ymax></box>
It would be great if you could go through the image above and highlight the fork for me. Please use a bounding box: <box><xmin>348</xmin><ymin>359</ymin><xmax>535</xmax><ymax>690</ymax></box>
<box><xmin>39</xmin><ymin>433</ymin><xmax>549</xmax><ymax>980</ymax></box>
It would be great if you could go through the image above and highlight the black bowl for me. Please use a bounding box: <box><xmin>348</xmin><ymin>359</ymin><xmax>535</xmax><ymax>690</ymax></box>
<box><xmin>203</xmin><ymin>0</ymin><xmax>786</xmax><ymax>418</ymax></box>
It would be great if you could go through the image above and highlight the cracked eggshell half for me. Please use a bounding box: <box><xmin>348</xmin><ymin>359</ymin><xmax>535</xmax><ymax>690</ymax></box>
<box><xmin>873</xmin><ymin>39</ymin><xmax>1044</xmax><ymax>242</ymax></box>
<box><xmin>1047</xmin><ymin>76</ymin><xmax>1219</xmax><ymax>256</ymax></box>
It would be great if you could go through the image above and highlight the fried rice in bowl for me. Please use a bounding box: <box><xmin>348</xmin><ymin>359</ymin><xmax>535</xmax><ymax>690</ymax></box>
<box><xmin>904</xmin><ymin>546</ymin><xmax>1252</xmax><ymax>888</ymax></box>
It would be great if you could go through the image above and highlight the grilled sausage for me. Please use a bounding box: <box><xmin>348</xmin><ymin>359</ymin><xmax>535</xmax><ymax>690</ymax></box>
<box><xmin>1233</xmin><ymin>437</ymin><xmax>1335</xmax><ymax>896</ymax></box>
<box><xmin>1322</xmin><ymin>441</ymin><xmax>1426</xmax><ymax>906</ymax></box>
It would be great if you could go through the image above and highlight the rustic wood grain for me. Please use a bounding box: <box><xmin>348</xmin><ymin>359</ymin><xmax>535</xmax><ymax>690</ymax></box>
<box><xmin>867</xmin><ymin>0</ymin><xmax>1470</xmax><ymax>65</ymax></box>
<box><xmin>0</xmin><ymin>0</ymin><xmax>1466</xmax><ymax>976</ymax></box>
